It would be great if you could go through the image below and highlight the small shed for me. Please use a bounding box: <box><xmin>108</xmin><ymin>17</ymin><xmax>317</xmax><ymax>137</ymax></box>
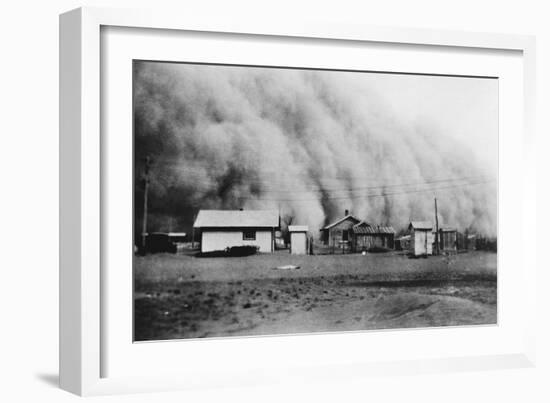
<box><xmin>289</xmin><ymin>225</ymin><xmax>309</xmax><ymax>255</ymax></box>
<box><xmin>408</xmin><ymin>221</ymin><xmax>434</xmax><ymax>256</ymax></box>
<box><xmin>351</xmin><ymin>221</ymin><xmax>395</xmax><ymax>252</ymax></box>
<box><xmin>395</xmin><ymin>234</ymin><xmax>411</xmax><ymax>251</ymax></box>
<box><xmin>457</xmin><ymin>232</ymin><xmax>477</xmax><ymax>251</ymax></box>
<box><xmin>193</xmin><ymin>209</ymin><xmax>279</xmax><ymax>253</ymax></box>
<box><xmin>437</xmin><ymin>227</ymin><xmax>458</xmax><ymax>254</ymax></box>
<box><xmin>320</xmin><ymin>210</ymin><xmax>361</xmax><ymax>249</ymax></box>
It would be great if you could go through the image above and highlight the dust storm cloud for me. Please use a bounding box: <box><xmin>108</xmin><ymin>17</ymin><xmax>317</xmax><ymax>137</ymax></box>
<box><xmin>133</xmin><ymin>61</ymin><xmax>497</xmax><ymax>236</ymax></box>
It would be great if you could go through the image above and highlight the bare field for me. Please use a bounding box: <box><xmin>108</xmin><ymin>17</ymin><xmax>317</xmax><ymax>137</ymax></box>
<box><xmin>134</xmin><ymin>251</ymin><xmax>497</xmax><ymax>341</ymax></box>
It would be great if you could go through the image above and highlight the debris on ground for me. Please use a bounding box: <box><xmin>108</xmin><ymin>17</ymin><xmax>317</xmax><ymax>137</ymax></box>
<box><xmin>273</xmin><ymin>265</ymin><xmax>301</xmax><ymax>270</ymax></box>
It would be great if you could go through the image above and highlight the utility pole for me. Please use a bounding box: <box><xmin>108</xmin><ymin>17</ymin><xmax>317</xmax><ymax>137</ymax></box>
<box><xmin>434</xmin><ymin>197</ymin><xmax>439</xmax><ymax>255</ymax></box>
<box><xmin>141</xmin><ymin>156</ymin><xmax>151</xmax><ymax>251</ymax></box>
<box><xmin>191</xmin><ymin>213</ymin><xmax>196</xmax><ymax>249</ymax></box>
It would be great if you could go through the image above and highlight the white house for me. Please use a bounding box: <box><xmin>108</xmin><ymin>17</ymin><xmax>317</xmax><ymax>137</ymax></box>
<box><xmin>408</xmin><ymin>221</ymin><xmax>434</xmax><ymax>256</ymax></box>
<box><xmin>288</xmin><ymin>225</ymin><xmax>309</xmax><ymax>255</ymax></box>
<box><xmin>193</xmin><ymin>209</ymin><xmax>279</xmax><ymax>253</ymax></box>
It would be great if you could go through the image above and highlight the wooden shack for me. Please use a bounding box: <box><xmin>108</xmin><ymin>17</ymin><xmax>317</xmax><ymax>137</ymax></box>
<box><xmin>457</xmin><ymin>232</ymin><xmax>476</xmax><ymax>251</ymax></box>
<box><xmin>408</xmin><ymin>221</ymin><xmax>434</xmax><ymax>256</ymax></box>
<box><xmin>289</xmin><ymin>225</ymin><xmax>309</xmax><ymax>255</ymax></box>
<box><xmin>320</xmin><ymin>210</ymin><xmax>360</xmax><ymax>252</ymax></box>
<box><xmin>436</xmin><ymin>227</ymin><xmax>458</xmax><ymax>254</ymax></box>
<box><xmin>351</xmin><ymin>221</ymin><xmax>395</xmax><ymax>252</ymax></box>
<box><xmin>395</xmin><ymin>234</ymin><xmax>411</xmax><ymax>251</ymax></box>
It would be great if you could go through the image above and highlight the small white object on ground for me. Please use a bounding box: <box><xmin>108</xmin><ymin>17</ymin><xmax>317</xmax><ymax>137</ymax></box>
<box><xmin>273</xmin><ymin>265</ymin><xmax>301</xmax><ymax>270</ymax></box>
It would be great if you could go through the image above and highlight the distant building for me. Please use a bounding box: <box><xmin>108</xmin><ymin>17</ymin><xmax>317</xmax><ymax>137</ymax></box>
<box><xmin>320</xmin><ymin>210</ymin><xmax>361</xmax><ymax>249</ymax></box>
<box><xmin>408</xmin><ymin>221</ymin><xmax>434</xmax><ymax>256</ymax></box>
<box><xmin>143</xmin><ymin>232</ymin><xmax>177</xmax><ymax>254</ymax></box>
<box><xmin>167</xmin><ymin>232</ymin><xmax>187</xmax><ymax>243</ymax></box>
<box><xmin>193</xmin><ymin>209</ymin><xmax>279</xmax><ymax>253</ymax></box>
<box><xmin>457</xmin><ymin>232</ymin><xmax>476</xmax><ymax>251</ymax></box>
<box><xmin>351</xmin><ymin>221</ymin><xmax>395</xmax><ymax>252</ymax></box>
<box><xmin>289</xmin><ymin>225</ymin><xmax>309</xmax><ymax>255</ymax></box>
<box><xmin>436</xmin><ymin>228</ymin><xmax>458</xmax><ymax>254</ymax></box>
<box><xmin>395</xmin><ymin>234</ymin><xmax>411</xmax><ymax>251</ymax></box>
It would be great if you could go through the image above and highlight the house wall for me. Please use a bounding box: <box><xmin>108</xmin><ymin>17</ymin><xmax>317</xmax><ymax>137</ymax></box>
<box><xmin>324</xmin><ymin>218</ymin><xmax>358</xmax><ymax>246</ymax></box>
<box><xmin>201</xmin><ymin>230</ymin><xmax>273</xmax><ymax>252</ymax></box>
<box><xmin>353</xmin><ymin>234</ymin><xmax>395</xmax><ymax>251</ymax></box>
<box><xmin>290</xmin><ymin>232</ymin><xmax>307</xmax><ymax>255</ymax></box>
<box><xmin>410</xmin><ymin>230</ymin><xmax>434</xmax><ymax>256</ymax></box>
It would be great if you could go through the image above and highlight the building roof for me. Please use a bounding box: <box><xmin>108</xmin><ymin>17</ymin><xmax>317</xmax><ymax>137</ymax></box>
<box><xmin>167</xmin><ymin>232</ymin><xmax>187</xmax><ymax>237</ymax></box>
<box><xmin>321</xmin><ymin>214</ymin><xmax>361</xmax><ymax>230</ymax></box>
<box><xmin>193</xmin><ymin>210</ymin><xmax>279</xmax><ymax>228</ymax></box>
<box><xmin>438</xmin><ymin>227</ymin><xmax>457</xmax><ymax>232</ymax></box>
<box><xmin>409</xmin><ymin>221</ymin><xmax>433</xmax><ymax>230</ymax></box>
<box><xmin>352</xmin><ymin>221</ymin><xmax>395</xmax><ymax>234</ymax></box>
<box><xmin>288</xmin><ymin>225</ymin><xmax>309</xmax><ymax>232</ymax></box>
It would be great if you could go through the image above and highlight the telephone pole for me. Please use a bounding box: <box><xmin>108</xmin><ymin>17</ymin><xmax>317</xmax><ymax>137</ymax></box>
<box><xmin>141</xmin><ymin>156</ymin><xmax>151</xmax><ymax>251</ymax></box>
<box><xmin>191</xmin><ymin>213</ymin><xmax>196</xmax><ymax>249</ymax></box>
<box><xmin>434</xmin><ymin>197</ymin><xmax>439</xmax><ymax>255</ymax></box>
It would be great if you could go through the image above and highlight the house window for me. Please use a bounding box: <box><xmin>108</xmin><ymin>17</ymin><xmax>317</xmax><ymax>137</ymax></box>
<box><xmin>243</xmin><ymin>230</ymin><xmax>256</xmax><ymax>241</ymax></box>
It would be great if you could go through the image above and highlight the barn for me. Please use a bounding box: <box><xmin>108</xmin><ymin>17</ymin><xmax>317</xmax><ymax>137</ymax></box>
<box><xmin>351</xmin><ymin>221</ymin><xmax>395</xmax><ymax>252</ymax></box>
<box><xmin>408</xmin><ymin>221</ymin><xmax>434</xmax><ymax>256</ymax></box>
<box><xmin>193</xmin><ymin>209</ymin><xmax>279</xmax><ymax>253</ymax></box>
<box><xmin>320</xmin><ymin>210</ymin><xmax>361</xmax><ymax>250</ymax></box>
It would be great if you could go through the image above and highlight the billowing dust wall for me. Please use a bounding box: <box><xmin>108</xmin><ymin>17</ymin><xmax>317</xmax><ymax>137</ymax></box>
<box><xmin>134</xmin><ymin>62</ymin><xmax>498</xmax><ymax>237</ymax></box>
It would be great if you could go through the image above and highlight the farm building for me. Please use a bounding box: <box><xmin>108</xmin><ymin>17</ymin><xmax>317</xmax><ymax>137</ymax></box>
<box><xmin>351</xmin><ymin>221</ymin><xmax>395</xmax><ymax>252</ymax></box>
<box><xmin>436</xmin><ymin>228</ymin><xmax>458</xmax><ymax>254</ymax></box>
<box><xmin>457</xmin><ymin>232</ymin><xmax>476</xmax><ymax>251</ymax></box>
<box><xmin>320</xmin><ymin>210</ymin><xmax>361</xmax><ymax>250</ymax></box>
<box><xmin>193</xmin><ymin>209</ymin><xmax>279</xmax><ymax>253</ymax></box>
<box><xmin>167</xmin><ymin>232</ymin><xmax>187</xmax><ymax>243</ymax></box>
<box><xmin>408</xmin><ymin>221</ymin><xmax>434</xmax><ymax>256</ymax></box>
<box><xmin>289</xmin><ymin>225</ymin><xmax>309</xmax><ymax>255</ymax></box>
<box><xmin>395</xmin><ymin>234</ymin><xmax>411</xmax><ymax>251</ymax></box>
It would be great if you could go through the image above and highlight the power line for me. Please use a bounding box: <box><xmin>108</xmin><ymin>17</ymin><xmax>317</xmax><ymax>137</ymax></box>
<box><xmin>235</xmin><ymin>178</ymin><xmax>494</xmax><ymax>202</ymax></box>
<box><xmin>149</xmin><ymin>161</ymin><xmax>489</xmax><ymax>186</ymax></box>
<box><xmin>256</xmin><ymin>175</ymin><xmax>492</xmax><ymax>193</ymax></box>
<box><xmin>145</xmin><ymin>165</ymin><xmax>492</xmax><ymax>193</ymax></box>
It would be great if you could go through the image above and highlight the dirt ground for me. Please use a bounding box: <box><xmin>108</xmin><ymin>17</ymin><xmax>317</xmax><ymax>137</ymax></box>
<box><xmin>134</xmin><ymin>251</ymin><xmax>497</xmax><ymax>341</ymax></box>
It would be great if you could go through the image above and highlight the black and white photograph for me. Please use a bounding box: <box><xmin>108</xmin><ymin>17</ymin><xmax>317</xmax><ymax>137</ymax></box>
<box><xmin>133</xmin><ymin>61</ymin><xmax>498</xmax><ymax>341</ymax></box>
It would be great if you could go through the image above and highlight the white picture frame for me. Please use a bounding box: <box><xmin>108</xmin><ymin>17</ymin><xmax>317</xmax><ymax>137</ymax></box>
<box><xmin>59</xmin><ymin>6</ymin><xmax>537</xmax><ymax>396</ymax></box>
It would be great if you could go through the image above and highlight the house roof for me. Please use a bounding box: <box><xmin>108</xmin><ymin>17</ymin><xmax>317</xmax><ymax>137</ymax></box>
<box><xmin>193</xmin><ymin>210</ymin><xmax>279</xmax><ymax>228</ymax></box>
<box><xmin>321</xmin><ymin>214</ymin><xmax>361</xmax><ymax>230</ymax></box>
<box><xmin>352</xmin><ymin>221</ymin><xmax>395</xmax><ymax>234</ymax></box>
<box><xmin>288</xmin><ymin>225</ymin><xmax>309</xmax><ymax>232</ymax></box>
<box><xmin>409</xmin><ymin>221</ymin><xmax>433</xmax><ymax>230</ymax></box>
